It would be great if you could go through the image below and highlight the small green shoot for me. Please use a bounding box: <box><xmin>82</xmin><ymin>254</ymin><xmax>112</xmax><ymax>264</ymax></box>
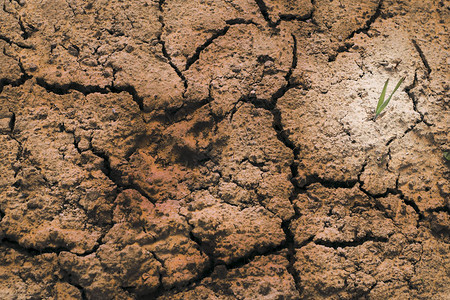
<box><xmin>374</xmin><ymin>76</ymin><xmax>406</xmax><ymax>120</ymax></box>
<box><xmin>444</xmin><ymin>151</ymin><xmax>450</xmax><ymax>161</ymax></box>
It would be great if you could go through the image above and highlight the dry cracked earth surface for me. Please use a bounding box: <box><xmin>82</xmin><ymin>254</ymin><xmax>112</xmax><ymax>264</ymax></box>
<box><xmin>0</xmin><ymin>0</ymin><xmax>449</xmax><ymax>299</ymax></box>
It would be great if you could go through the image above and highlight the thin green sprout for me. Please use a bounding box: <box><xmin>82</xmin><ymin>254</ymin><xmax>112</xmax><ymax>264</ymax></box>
<box><xmin>374</xmin><ymin>76</ymin><xmax>406</xmax><ymax>120</ymax></box>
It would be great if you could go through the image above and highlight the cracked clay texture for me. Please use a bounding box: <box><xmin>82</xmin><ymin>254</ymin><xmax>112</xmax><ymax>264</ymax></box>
<box><xmin>0</xmin><ymin>0</ymin><xmax>449</xmax><ymax>299</ymax></box>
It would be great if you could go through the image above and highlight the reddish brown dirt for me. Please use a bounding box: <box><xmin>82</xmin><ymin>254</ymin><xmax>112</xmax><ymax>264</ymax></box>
<box><xmin>0</xmin><ymin>0</ymin><xmax>449</xmax><ymax>299</ymax></box>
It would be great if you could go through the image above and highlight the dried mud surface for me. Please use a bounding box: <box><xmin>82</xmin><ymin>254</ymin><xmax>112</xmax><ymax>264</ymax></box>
<box><xmin>0</xmin><ymin>0</ymin><xmax>449</xmax><ymax>299</ymax></box>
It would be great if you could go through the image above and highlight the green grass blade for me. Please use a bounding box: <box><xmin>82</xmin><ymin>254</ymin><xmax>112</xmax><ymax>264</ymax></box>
<box><xmin>444</xmin><ymin>151</ymin><xmax>450</xmax><ymax>161</ymax></box>
<box><xmin>376</xmin><ymin>79</ymin><xmax>389</xmax><ymax>116</ymax></box>
<box><xmin>378</xmin><ymin>76</ymin><xmax>405</xmax><ymax>113</ymax></box>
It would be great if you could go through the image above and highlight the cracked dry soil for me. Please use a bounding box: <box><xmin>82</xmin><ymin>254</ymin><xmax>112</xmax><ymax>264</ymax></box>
<box><xmin>0</xmin><ymin>0</ymin><xmax>449</xmax><ymax>299</ymax></box>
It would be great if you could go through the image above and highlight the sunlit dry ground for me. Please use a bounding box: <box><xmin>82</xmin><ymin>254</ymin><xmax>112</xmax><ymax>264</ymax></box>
<box><xmin>0</xmin><ymin>0</ymin><xmax>449</xmax><ymax>299</ymax></box>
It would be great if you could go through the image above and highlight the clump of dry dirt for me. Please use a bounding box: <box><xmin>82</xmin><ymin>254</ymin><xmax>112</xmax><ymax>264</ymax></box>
<box><xmin>0</xmin><ymin>0</ymin><xmax>448</xmax><ymax>299</ymax></box>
